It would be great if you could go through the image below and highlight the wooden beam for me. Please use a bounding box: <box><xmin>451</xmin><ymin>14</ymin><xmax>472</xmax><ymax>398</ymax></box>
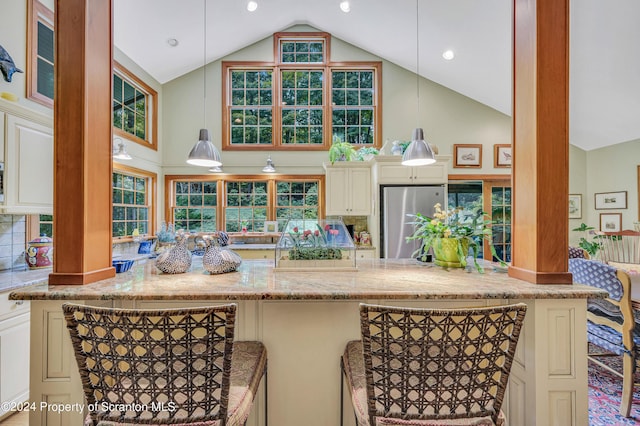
<box><xmin>49</xmin><ymin>0</ymin><xmax>115</xmax><ymax>285</ymax></box>
<box><xmin>510</xmin><ymin>0</ymin><xmax>572</xmax><ymax>284</ymax></box>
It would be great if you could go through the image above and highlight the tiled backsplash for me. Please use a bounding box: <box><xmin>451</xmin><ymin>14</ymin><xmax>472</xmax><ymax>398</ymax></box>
<box><xmin>0</xmin><ymin>215</ymin><xmax>27</xmax><ymax>271</ymax></box>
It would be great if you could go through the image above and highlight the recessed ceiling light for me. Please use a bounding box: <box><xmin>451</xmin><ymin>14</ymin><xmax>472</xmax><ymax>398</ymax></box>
<box><xmin>340</xmin><ymin>1</ymin><xmax>351</xmax><ymax>13</ymax></box>
<box><xmin>442</xmin><ymin>50</ymin><xmax>455</xmax><ymax>60</ymax></box>
<box><xmin>167</xmin><ymin>38</ymin><xmax>179</xmax><ymax>47</ymax></box>
<box><xmin>247</xmin><ymin>1</ymin><xmax>258</xmax><ymax>12</ymax></box>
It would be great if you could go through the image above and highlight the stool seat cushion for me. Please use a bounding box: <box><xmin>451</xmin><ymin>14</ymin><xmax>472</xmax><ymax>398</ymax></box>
<box><xmin>87</xmin><ymin>341</ymin><xmax>267</xmax><ymax>426</ymax></box>
<box><xmin>342</xmin><ymin>341</ymin><xmax>506</xmax><ymax>426</ymax></box>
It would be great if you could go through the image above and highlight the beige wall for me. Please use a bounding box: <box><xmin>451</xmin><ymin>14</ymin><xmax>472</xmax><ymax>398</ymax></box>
<box><xmin>584</xmin><ymin>139</ymin><xmax>640</xmax><ymax>231</ymax></box>
<box><xmin>162</xmin><ymin>25</ymin><xmax>512</xmax><ymax>176</ymax></box>
<box><xmin>568</xmin><ymin>139</ymin><xmax>640</xmax><ymax>246</ymax></box>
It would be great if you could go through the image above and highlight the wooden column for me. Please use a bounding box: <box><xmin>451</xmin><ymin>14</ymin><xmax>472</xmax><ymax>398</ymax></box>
<box><xmin>49</xmin><ymin>0</ymin><xmax>115</xmax><ymax>285</ymax></box>
<box><xmin>509</xmin><ymin>0</ymin><xmax>572</xmax><ymax>284</ymax></box>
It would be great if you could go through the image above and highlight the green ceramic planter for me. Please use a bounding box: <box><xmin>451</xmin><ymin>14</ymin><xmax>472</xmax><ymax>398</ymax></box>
<box><xmin>433</xmin><ymin>237</ymin><xmax>469</xmax><ymax>268</ymax></box>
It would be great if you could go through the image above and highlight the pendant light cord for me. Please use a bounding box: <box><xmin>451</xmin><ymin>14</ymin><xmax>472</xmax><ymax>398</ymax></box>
<box><xmin>416</xmin><ymin>0</ymin><xmax>420</xmax><ymax>128</ymax></box>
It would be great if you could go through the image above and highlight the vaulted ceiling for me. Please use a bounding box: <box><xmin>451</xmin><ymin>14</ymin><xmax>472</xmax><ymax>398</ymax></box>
<box><xmin>113</xmin><ymin>0</ymin><xmax>640</xmax><ymax>151</ymax></box>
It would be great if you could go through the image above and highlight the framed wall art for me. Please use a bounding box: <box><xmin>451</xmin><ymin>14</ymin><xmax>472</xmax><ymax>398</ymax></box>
<box><xmin>568</xmin><ymin>194</ymin><xmax>582</xmax><ymax>219</ymax></box>
<box><xmin>599</xmin><ymin>213</ymin><xmax>622</xmax><ymax>232</ymax></box>
<box><xmin>263</xmin><ymin>221</ymin><xmax>278</xmax><ymax>233</ymax></box>
<box><xmin>594</xmin><ymin>191</ymin><xmax>627</xmax><ymax>210</ymax></box>
<box><xmin>494</xmin><ymin>144</ymin><xmax>512</xmax><ymax>168</ymax></box>
<box><xmin>453</xmin><ymin>144</ymin><xmax>482</xmax><ymax>168</ymax></box>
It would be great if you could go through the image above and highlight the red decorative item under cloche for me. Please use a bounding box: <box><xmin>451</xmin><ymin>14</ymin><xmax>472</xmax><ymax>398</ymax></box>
<box><xmin>25</xmin><ymin>234</ymin><xmax>53</xmax><ymax>269</ymax></box>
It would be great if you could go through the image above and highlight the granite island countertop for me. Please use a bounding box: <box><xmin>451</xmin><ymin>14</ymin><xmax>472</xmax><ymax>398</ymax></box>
<box><xmin>9</xmin><ymin>259</ymin><xmax>605</xmax><ymax>301</ymax></box>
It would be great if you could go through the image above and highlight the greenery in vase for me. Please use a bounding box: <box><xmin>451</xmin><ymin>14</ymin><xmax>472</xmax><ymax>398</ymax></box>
<box><xmin>571</xmin><ymin>223</ymin><xmax>601</xmax><ymax>256</ymax></box>
<box><xmin>328</xmin><ymin>136</ymin><xmax>356</xmax><ymax>164</ymax></box>
<box><xmin>287</xmin><ymin>224</ymin><xmax>343</xmax><ymax>260</ymax></box>
<box><xmin>354</xmin><ymin>146</ymin><xmax>379</xmax><ymax>161</ymax></box>
<box><xmin>406</xmin><ymin>203</ymin><xmax>504</xmax><ymax>272</ymax></box>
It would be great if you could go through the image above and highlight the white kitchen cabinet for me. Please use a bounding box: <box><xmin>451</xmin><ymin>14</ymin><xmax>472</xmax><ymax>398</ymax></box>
<box><xmin>0</xmin><ymin>291</ymin><xmax>30</xmax><ymax>418</ymax></box>
<box><xmin>324</xmin><ymin>163</ymin><xmax>372</xmax><ymax>216</ymax></box>
<box><xmin>4</xmin><ymin>114</ymin><xmax>53</xmax><ymax>214</ymax></box>
<box><xmin>375</xmin><ymin>155</ymin><xmax>449</xmax><ymax>185</ymax></box>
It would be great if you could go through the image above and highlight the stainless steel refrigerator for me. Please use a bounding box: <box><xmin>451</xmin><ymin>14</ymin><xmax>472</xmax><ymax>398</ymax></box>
<box><xmin>381</xmin><ymin>185</ymin><xmax>446</xmax><ymax>258</ymax></box>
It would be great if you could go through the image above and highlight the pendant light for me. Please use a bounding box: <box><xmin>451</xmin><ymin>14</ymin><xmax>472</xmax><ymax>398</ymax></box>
<box><xmin>187</xmin><ymin>0</ymin><xmax>222</xmax><ymax>167</ymax></box>
<box><xmin>262</xmin><ymin>155</ymin><xmax>276</xmax><ymax>173</ymax></box>
<box><xmin>402</xmin><ymin>0</ymin><xmax>436</xmax><ymax>167</ymax></box>
<box><xmin>112</xmin><ymin>138</ymin><xmax>132</xmax><ymax>160</ymax></box>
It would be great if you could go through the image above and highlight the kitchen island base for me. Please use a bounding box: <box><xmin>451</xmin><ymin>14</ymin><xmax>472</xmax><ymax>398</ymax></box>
<box><xmin>28</xmin><ymin>297</ymin><xmax>588</xmax><ymax>426</ymax></box>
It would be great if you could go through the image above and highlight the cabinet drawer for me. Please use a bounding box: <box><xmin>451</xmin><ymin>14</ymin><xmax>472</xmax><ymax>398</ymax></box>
<box><xmin>356</xmin><ymin>250</ymin><xmax>375</xmax><ymax>259</ymax></box>
<box><xmin>0</xmin><ymin>291</ymin><xmax>29</xmax><ymax>322</ymax></box>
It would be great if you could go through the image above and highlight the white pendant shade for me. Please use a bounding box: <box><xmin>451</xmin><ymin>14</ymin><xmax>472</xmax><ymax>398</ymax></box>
<box><xmin>262</xmin><ymin>156</ymin><xmax>276</xmax><ymax>173</ymax></box>
<box><xmin>401</xmin><ymin>128</ymin><xmax>436</xmax><ymax>166</ymax></box>
<box><xmin>113</xmin><ymin>138</ymin><xmax>132</xmax><ymax>160</ymax></box>
<box><xmin>187</xmin><ymin>129</ymin><xmax>222</xmax><ymax>167</ymax></box>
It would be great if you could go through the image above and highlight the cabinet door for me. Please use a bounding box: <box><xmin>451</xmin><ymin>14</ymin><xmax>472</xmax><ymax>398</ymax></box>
<box><xmin>412</xmin><ymin>163</ymin><xmax>448</xmax><ymax>184</ymax></box>
<box><xmin>349</xmin><ymin>167</ymin><xmax>371</xmax><ymax>215</ymax></box>
<box><xmin>376</xmin><ymin>163</ymin><xmax>413</xmax><ymax>184</ymax></box>
<box><xmin>0</xmin><ymin>313</ymin><xmax>30</xmax><ymax>415</ymax></box>
<box><xmin>325</xmin><ymin>167</ymin><xmax>350</xmax><ymax>215</ymax></box>
<box><xmin>5</xmin><ymin>115</ymin><xmax>53</xmax><ymax>213</ymax></box>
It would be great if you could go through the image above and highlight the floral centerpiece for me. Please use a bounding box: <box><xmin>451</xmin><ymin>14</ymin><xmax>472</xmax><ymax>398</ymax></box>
<box><xmin>406</xmin><ymin>203</ymin><xmax>504</xmax><ymax>272</ymax></box>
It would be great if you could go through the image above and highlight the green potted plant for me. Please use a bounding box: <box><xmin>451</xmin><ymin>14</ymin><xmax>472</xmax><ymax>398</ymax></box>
<box><xmin>354</xmin><ymin>146</ymin><xmax>379</xmax><ymax>161</ymax></box>
<box><xmin>571</xmin><ymin>223</ymin><xmax>600</xmax><ymax>257</ymax></box>
<box><xmin>328</xmin><ymin>136</ymin><xmax>356</xmax><ymax>164</ymax></box>
<box><xmin>406</xmin><ymin>203</ymin><xmax>504</xmax><ymax>273</ymax></box>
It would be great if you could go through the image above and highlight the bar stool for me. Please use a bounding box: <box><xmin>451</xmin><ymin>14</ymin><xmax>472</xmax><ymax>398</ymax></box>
<box><xmin>341</xmin><ymin>303</ymin><xmax>527</xmax><ymax>426</ymax></box>
<box><xmin>63</xmin><ymin>303</ymin><xmax>267</xmax><ymax>426</ymax></box>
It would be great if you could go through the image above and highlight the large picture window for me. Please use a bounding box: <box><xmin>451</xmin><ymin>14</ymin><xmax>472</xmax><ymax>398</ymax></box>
<box><xmin>166</xmin><ymin>175</ymin><xmax>324</xmax><ymax>233</ymax></box>
<box><xmin>222</xmin><ymin>32</ymin><xmax>381</xmax><ymax>150</ymax></box>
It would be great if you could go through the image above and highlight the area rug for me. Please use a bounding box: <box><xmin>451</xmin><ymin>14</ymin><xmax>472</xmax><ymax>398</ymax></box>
<box><xmin>588</xmin><ymin>344</ymin><xmax>640</xmax><ymax>425</ymax></box>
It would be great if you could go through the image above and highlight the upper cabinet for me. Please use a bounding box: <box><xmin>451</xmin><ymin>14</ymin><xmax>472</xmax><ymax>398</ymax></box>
<box><xmin>324</xmin><ymin>162</ymin><xmax>372</xmax><ymax>216</ymax></box>
<box><xmin>374</xmin><ymin>155</ymin><xmax>450</xmax><ymax>185</ymax></box>
<box><xmin>0</xmin><ymin>100</ymin><xmax>53</xmax><ymax>214</ymax></box>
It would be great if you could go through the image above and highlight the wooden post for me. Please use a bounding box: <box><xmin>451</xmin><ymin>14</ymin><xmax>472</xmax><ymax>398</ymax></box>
<box><xmin>509</xmin><ymin>0</ymin><xmax>572</xmax><ymax>284</ymax></box>
<box><xmin>49</xmin><ymin>0</ymin><xmax>115</xmax><ymax>284</ymax></box>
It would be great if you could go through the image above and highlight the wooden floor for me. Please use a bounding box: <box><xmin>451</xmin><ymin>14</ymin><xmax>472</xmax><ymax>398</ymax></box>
<box><xmin>0</xmin><ymin>411</ymin><xmax>28</xmax><ymax>426</ymax></box>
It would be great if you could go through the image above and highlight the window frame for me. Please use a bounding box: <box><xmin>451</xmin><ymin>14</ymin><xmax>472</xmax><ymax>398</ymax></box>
<box><xmin>113</xmin><ymin>61</ymin><xmax>159</xmax><ymax>151</ymax></box>
<box><xmin>27</xmin><ymin>0</ymin><xmax>55</xmax><ymax>107</ymax></box>
<box><xmin>222</xmin><ymin>32</ymin><xmax>382</xmax><ymax>151</ymax></box>
<box><xmin>112</xmin><ymin>164</ymin><xmax>157</xmax><ymax>242</ymax></box>
<box><xmin>165</xmin><ymin>174</ymin><xmax>325</xmax><ymax>233</ymax></box>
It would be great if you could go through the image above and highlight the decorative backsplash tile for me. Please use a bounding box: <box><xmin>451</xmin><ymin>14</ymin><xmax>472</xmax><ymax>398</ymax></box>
<box><xmin>0</xmin><ymin>215</ymin><xmax>26</xmax><ymax>271</ymax></box>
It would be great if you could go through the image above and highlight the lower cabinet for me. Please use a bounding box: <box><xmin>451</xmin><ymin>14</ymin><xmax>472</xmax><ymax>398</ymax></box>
<box><xmin>237</xmin><ymin>250</ymin><xmax>275</xmax><ymax>260</ymax></box>
<box><xmin>0</xmin><ymin>292</ymin><xmax>30</xmax><ymax>419</ymax></box>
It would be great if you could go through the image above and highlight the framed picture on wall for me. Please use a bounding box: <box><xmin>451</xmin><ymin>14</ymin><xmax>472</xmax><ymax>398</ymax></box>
<box><xmin>568</xmin><ymin>194</ymin><xmax>582</xmax><ymax>219</ymax></box>
<box><xmin>594</xmin><ymin>191</ymin><xmax>627</xmax><ymax>210</ymax></box>
<box><xmin>600</xmin><ymin>213</ymin><xmax>622</xmax><ymax>232</ymax></box>
<box><xmin>494</xmin><ymin>144</ymin><xmax>512</xmax><ymax>168</ymax></box>
<box><xmin>453</xmin><ymin>144</ymin><xmax>482</xmax><ymax>168</ymax></box>
<box><xmin>263</xmin><ymin>221</ymin><xmax>278</xmax><ymax>233</ymax></box>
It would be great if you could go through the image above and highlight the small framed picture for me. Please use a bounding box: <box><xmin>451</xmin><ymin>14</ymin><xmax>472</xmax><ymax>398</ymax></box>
<box><xmin>263</xmin><ymin>221</ymin><xmax>278</xmax><ymax>233</ymax></box>
<box><xmin>494</xmin><ymin>144</ymin><xmax>512</xmax><ymax>168</ymax></box>
<box><xmin>453</xmin><ymin>144</ymin><xmax>482</xmax><ymax>168</ymax></box>
<box><xmin>594</xmin><ymin>191</ymin><xmax>627</xmax><ymax>210</ymax></box>
<box><xmin>600</xmin><ymin>213</ymin><xmax>622</xmax><ymax>232</ymax></box>
<box><xmin>568</xmin><ymin>194</ymin><xmax>582</xmax><ymax>219</ymax></box>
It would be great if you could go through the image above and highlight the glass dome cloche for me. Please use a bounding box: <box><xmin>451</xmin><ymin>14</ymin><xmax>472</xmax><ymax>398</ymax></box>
<box><xmin>275</xmin><ymin>218</ymin><xmax>357</xmax><ymax>271</ymax></box>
